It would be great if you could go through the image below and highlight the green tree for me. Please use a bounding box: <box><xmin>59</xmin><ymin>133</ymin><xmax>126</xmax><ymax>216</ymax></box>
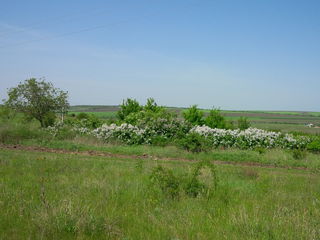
<box><xmin>117</xmin><ymin>98</ymin><xmax>143</xmax><ymax>121</ymax></box>
<box><xmin>205</xmin><ymin>108</ymin><xmax>226</xmax><ymax>129</ymax></box>
<box><xmin>144</xmin><ymin>98</ymin><xmax>163</xmax><ymax>113</ymax></box>
<box><xmin>5</xmin><ymin>78</ymin><xmax>69</xmax><ymax>127</ymax></box>
<box><xmin>237</xmin><ymin>117</ymin><xmax>250</xmax><ymax>130</ymax></box>
<box><xmin>183</xmin><ymin>105</ymin><xmax>204</xmax><ymax>126</ymax></box>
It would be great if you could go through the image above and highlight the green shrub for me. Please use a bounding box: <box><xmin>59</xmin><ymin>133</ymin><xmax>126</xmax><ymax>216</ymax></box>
<box><xmin>54</xmin><ymin>127</ymin><xmax>77</xmax><ymax>140</ymax></box>
<box><xmin>205</xmin><ymin>108</ymin><xmax>226</xmax><ymax>129</ymax></box>
<box><xmin>254</xmin><ymin>147</ymin><xmax>266</xmax><ymax>154</ymax></box>
<box><xmin>42</xmin><ymin>112</ymin><xmax>56</xmax><ymax>127</ymax></box>
<box><xmin>150</xmin><ymin>166</ymin><xmax>180</xmax><ymax>199</ymax></box>
<box><xmin>117</xmin><ymin>98</ymin><xmax>142</xmax><ymax>121</ymax></box>
<box><xmin>307</xmin><ymin>140</ymin><xmax>320</xmax><ymax>153</ymax></box>
<box><xmin>144</xmin><ymin>98</ymin><xmax>163</xmax><ymax>113</ymax></box>
<box><xmin>149</xmin><ymin>136</ymin><xmax>170</xmax><ymax>146</ymax></box>
<box><xmin>179</xmin><ymin>133</ymin><xmax>210</xmax><ymax>153</ymax></box>
<box><xmin>237</xmin><ymin>117</ymin><xmax>250</xmax><ymax>130</ymax></box>
<box><xmin>183</xmin><ymin>105</ymin><xmax>204</xmax><ymax>126</ymax></box>
<box><xmin>184</xmin><ymin>160</ymin><xmax>218</xmax><ymax>197</ymax></box>
<box><xmin>292</xmin><ymin>149</ymin><xmax>307</xmax><ymax>160</ymax></box>
<box><xmin>76</xmin><ymin>112</ymin><xmax>90</xmax><ymax>120</ymax></box>
<box><xmin>66</xmin><ymin>114</ymin><xmax>102</xmax><ymax>129</ymax></box>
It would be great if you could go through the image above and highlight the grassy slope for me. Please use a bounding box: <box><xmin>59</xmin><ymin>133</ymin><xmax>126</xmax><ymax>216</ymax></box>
<box><xmin>1</xmin><ymin>149</ymin><xmax>320</xmax><ymax>239</ymax></box>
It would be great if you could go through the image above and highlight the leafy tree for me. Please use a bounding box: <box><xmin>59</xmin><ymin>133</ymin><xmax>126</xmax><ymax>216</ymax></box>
<box><xmin>117</xmin><ymin>98</ymin><xmax>142</xmax><ymax>121</ymax></box>
<box><xmin>183</xmin><ymin>105</ymin><xmax>204</xmax><ymax>126</ymax></box>
<box><xmin>205</xmin><ymin>108</ymin><xmax>226</xmax><ymax>129</ymax></box>
<box><xmin>5</xmin><ymin>78</ymin><xmax>69</xmax><ymax>127</ymax></box>
<box><xmin>237</xmin><ymin>117</ymin><xmax>251</xmax><ymax>130</ymax></box>
<box><xmin>144</xmin><ymin>98</ymin><xmax>163</xmax><ymax>113</ymax></box>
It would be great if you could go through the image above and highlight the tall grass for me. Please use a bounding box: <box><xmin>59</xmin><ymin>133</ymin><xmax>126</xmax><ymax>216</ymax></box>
<box><xmin>0</xmin><ymin>116</ymin><xmax>47</xmax><ymax>144</ymax></box>
<box><xmin>0</xmin><ymin>149</ymin><xmax>319</xmax><ymax>239</ymax></box>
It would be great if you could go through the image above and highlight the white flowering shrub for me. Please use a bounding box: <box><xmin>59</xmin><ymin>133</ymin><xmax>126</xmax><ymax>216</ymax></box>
<box><xmin>46</xmin><ymin>121</ymin><xmax>64</xmax><ymax>137</ymax></box>
<box><xmin>48</xmin><ymin>119</ymin><xmax>310</xmax><ymax>150</ymax></box>
<box><xmin>92</xmin><ymin>123</ymin><xmax>147</xmax><ymax>145</ymax></box>
<box><xmin>190</xmin><ymin>126</ymin><xmax>310</xmax><ymax>149</ymax></box>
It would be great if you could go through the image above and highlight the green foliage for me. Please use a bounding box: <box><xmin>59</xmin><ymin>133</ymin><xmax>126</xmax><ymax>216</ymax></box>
<box><xmin>205</xmin><ymin>108</ymin><xmax>226</xmax><ymax>129</ymax></box>
<box><xmin>144</xmin><ymin>98</ymin><xmax>163</xmax><ymax>113</ymax></box>
<box><xmin>76</xmin><ymin>112</ymin><xmax>90</xmax><ymax>120</ymax></box>
<box><xmin>254</xmin><ymin>147</ymin><xmax>266</xmax><ymax>154</ymax></box>
<box><xmin>150</xmin><ymin>161</ymin><xmax>218</xmax><ymax>199</ymax></box>
<box><xmin>184</xmin><ymin>160</ymin><xmax>218</xmax><ymax>197</ymax></box>
<box><xmin>292</xmin><ymin>149</ymin><xmax>307</xmax><ymax>160</ymax></box>
<box><xmin>150</xmin><ymin>166</ymin><xmax>180</xmax><ymax>199</ymax></box>
<box><xmin>117</xmin><ymin>98</ymin><xmax>142</xmax><ymax>121</ymax></box>
<box><xmin>183</xmin><ymin>105</ymin><xmax>204</xmax><ymax>126</ymax></box>
<box><xmin>66</xmin><ymin>113</ymin><xmax>102</xmax><ymax>129</ymax></box>
<box><xmin>43</xmin><ymin>111</ymin><xmax>56</xmax><ymax>127</ymax></box>
<box><xmin>0</xmin><ymin>122</ymin><xmax>46</xmax><ymax>144</ymax></box>
<box><xmin>307</xmin><ymin>139</ymin><xmax>320</xmax><ymax>153</ymax></box>
<box><xmin>4</xmin><ymin>78</ymin><xmax>69</xmax><ymax>127</ymax></box>
<box><xmin>0</xmin><ymin>105</ymin><xmax>16</xmax><ymax>121</ymax></box>
<box><xmin>238</xmin><ymin>117</ymin><xmax>251</xmax><ymax>130</ymax></box>
<box><xmin>179</xmin><ymin>132</ymin><xmax>211</xmax><ymax>153</ymax></box>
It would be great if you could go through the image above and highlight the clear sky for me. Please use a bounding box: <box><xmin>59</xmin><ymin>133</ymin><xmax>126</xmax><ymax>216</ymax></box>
<box><xmin>0</xmin><ymin>0</ymin><xmax>319</xmax><ymax>111</ymax></box>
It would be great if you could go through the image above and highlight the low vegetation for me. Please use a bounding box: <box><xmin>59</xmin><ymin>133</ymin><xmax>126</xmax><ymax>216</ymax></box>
<box><xmin>1</xmin><ymin>78</ymin><xmax>320</xmax><ymax>239</ymax></box>
<box><xmin>1</xmin><ymin>149</ymin><xmax>319</xmax><ymax>239</ymax></box>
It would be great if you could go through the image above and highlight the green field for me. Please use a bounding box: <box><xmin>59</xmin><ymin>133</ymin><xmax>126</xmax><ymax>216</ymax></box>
<box><xmin>69</xmin><ymin>111</ymin><xmax>117</xmax><ymax>119</ymax></box>
<box><xmin>1</xmin><ymin>105</ymin><xmax>320</xmax><ymax>239</ymax></box>
<box><xmin>1</xmin><ymin>148</ymin><xmax>320</xmax><ymax>239</ymax></box>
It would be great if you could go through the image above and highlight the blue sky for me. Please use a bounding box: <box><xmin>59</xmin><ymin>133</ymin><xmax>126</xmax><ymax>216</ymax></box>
<box><xmin>1</xmin><ymin>0</ymin><xmax>320</xmax><ymax>111</ymax></box>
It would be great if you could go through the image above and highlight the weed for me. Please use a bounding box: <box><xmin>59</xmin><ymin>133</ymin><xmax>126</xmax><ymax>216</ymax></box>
<box><xmin>184</xmin><ymin>160</ymin><xmax>218</xmax><ymax>197</ymax></box>
<box><xmin>150</xmin><ymin>165</ymin><xmax>180</xmax><ymax>199</ymax></box>
<box><xmin>292</xmin><ymin>149</ymin><xmax>307</xmax><ymax>160</ymax></box>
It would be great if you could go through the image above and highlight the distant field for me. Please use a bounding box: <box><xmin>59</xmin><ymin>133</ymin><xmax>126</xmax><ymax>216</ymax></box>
<box><xmin>69</xmin><ymin>105</ymin><xmax>320</xmax><ymax>134</ymax></box>
<box><xmin>69</xmin><ymin>111</ymin><xmax>117</xmax><ymax>119</ymax></box>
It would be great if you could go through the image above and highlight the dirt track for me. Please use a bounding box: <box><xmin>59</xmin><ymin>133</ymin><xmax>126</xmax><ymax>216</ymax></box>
<box><xmin>0</xmin><ymin>144</ymin><xmax>311</xmax><ymax>171</ymax></box>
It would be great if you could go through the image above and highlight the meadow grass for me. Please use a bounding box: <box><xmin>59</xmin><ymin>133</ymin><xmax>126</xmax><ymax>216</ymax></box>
<box><xmin>1</xmin><ymin>149</ymin><xmax>319</xmax><ymax>239</ymax></box>
<box><xmin>20</xmin><ymin>136</ymin><xmax>320</xmax><ymax>172</ymax></box>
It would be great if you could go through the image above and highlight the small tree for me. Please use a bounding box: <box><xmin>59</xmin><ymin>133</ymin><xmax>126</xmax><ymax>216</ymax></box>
<box><xmin>183</xmin><ymin>105</ymin><xmax>204</xmax><ymax>126</ymax></box>
<box><xmin>144</xmin><ymin>98</ymin><xmax>162</xmax><ymax>113</ymax></box>
<box><xmin>205</xmin><ymin>108</ymin><xmax>226</xmax><ymax>129</ymax></box>
<box><xmin>5</xmin><ymin>78</ymin><xmax>69</xmax><ymax>127</ymax></box>
<box><xmin>117</xmin><ymin>98</ymin><xmax>142</xmax><ymax>121</ymax></box>
<box><xmin>237</xmin><ymin>117</ymin><xmax>250</xmax><ymax>130</ymax></box>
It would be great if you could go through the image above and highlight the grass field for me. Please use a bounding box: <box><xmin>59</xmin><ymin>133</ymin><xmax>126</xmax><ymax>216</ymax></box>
<box><xmin>69</xmin><ymin>111</ymin><xmax>117</xmax><ymax>119</ymax></box>
<box><xmin>1</xmin><ymin>107</ymin><xmax>320</xmax><ymax>239</ymax></box>
<box><xmin>1</xmin><ymin>148</ymin><xmax>320</xmax><ymax>239</ymax></box>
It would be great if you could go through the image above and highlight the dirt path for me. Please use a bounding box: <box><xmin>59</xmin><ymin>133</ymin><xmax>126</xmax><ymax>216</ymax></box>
<box><xmin>0</xmin><ymin>143</ymin><xmax>312</xmax><ymax>171</ymax></box>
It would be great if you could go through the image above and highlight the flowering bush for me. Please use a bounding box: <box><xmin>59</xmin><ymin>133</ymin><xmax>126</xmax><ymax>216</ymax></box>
<box><xmin>190</xmin><ymin>126</ymin><xmax>310</xmax><ymax>149</ymax></box>
<box><xmin>46</xmin><ymin>121</ymin><xmax>65</xmax><ymax>137</ymax></box>
<box><xmin>46</xmin><ymin>121</ymin><xmax>76</xmax><ymax>140</ymax></box>
<box><xmin>92</xmin><ymin>123</ymin><xmax>147</xmax><ymax>145</ymax></box>
<box><xmin>47</xmin><ymin>119</ymin><xmax>310</xmax><ymax>150</ymax></box>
